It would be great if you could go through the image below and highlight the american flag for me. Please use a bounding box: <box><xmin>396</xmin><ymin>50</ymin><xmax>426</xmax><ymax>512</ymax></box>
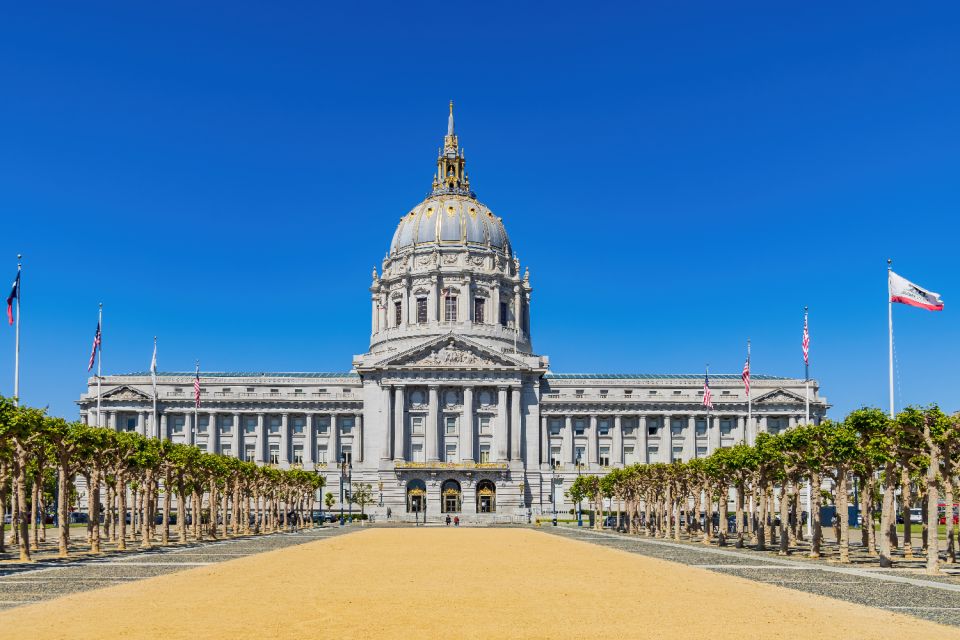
<box><xmin>194</xmin><ymin>364</ymin><xmax>201</xmax><ymax>408</ymax></box>
<box><xmin>802</xmin><ymin>309</ymin><xmax>810</xmax><ymax>366</ymax></box>
<box><xmin>87</xmin><ymin>321</ymin><xmax>101</xmax><ymax>371</ymax></box>
<box><xmin>741</xmin><ymin>357</ymin><xmax>750</xmax><ymax>396</ymax></box>
<box><xmin>702</xmin><ymin>370</ymin><xmax>713</xmax><ymax>409</ymax></box>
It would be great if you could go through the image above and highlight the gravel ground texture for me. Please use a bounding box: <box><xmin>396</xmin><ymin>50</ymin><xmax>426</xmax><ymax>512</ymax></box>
<box><xmin>0</xmin><ymin>527</ymin><xmax>957</xmax><ymax>639</ymax></box>
<box><xmin>544</xmin><ymin>526</ymin><xmax>960</xmax><ymax>628</ymax></box>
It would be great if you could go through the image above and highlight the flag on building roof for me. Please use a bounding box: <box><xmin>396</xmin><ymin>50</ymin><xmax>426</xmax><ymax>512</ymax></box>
<box><xmin>802</xmin><ymin>309</ymin><xmax>810</xmax><ymax>366</ymax></box>
<box><xmin>6</xmin><ymin>271</ymin><xmax>19</xmax><ymax>325</ymax></box>
<box><xmin>87</xmin><ymin>321</ymin><xmax>101</xmax><ymax>372</ymax></box>
<box><xmin>194</xmin><ymin>363</ymin><xmax>201</xmax><ymax>408</ymax></box>
<box><xmin>889</xmin><ymin>270</ymin><xmax>944</xmax><ymax>311</ymax></box>
<box><xmin>702</xmin><ymin>370</ymin><xmax>713</xmax><ymax>409</ymax></box>
<box><xmin>741</xmin><ymin>357</ymin><xmax>750</xmax><ymax>396</ymax></box>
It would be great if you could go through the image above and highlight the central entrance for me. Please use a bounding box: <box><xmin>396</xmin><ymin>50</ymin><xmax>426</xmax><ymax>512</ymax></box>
<box><xmin>441</xmin><ymin>479</ymin><xmax>461</xmax><ymax>513</ymax></box>
<box><xmin>476</xmin><ymin>479</ymin><xmax>496</xmax><ymax>513</ymax></box>
<box><xmin>406</xmin><ymin>479</ymin><xmax>426</xmax><ymax>514</ymax></box>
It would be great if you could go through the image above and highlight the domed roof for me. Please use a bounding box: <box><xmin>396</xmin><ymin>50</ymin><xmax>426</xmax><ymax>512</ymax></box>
<box><xmin>390</xmin><ymin>194</ymin><xmax>510</xmax><ymax>254</ymax></box>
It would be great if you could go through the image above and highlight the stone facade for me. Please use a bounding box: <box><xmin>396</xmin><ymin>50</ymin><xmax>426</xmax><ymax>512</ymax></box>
<box><xmin>76</xmin><ymin>104</ymin><xmax>827</xmax><ymax>522</ymax></box>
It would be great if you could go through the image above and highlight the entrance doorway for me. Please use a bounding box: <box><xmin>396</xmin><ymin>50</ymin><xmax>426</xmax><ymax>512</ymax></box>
<box><xmin>441</xmin><ymin>479</ymin><xmax>462</xmax><ymax>513</ymax></box>
<box><xmin>406</xmin><ymin>479</ymin><xmax>426</xmax><ymax>514</ymax></box>
<box><xmin>476</xmin><ymin>480</ymin><xmax>496</xmax><ymax>513</ymax></box>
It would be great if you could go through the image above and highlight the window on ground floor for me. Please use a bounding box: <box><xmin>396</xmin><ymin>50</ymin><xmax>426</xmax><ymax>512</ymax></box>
<box><xmin>624</xmin><ymin>445</ymin><xmax>636</xmax><ymax>464</ymax></box>
<box><xmin>574</xmin><ymin>445</ymin><xmax>585</xmax><ymax>466</ymax></box>
<box><xmin>220</xmin><ymin>444</ymin><xmax>232</xmax><ymax>457</ymax></box>
<box><xmin>269</xmin><ymin>443</ymin><xmax>280</xmax><ymax>465</ymax></box>
<box><xmin>479</xmin><ymin>444</ymin><xmax>491</xmax><ymax>464</ymax></box>
<box><xmin>244</xmin><ymin>444</ymin><xmax>256</xmax><ymax>461</ymax></box>
<box><xmin>293</xmin><ymin>445</ymin><xmax>304</xmax><ymax>464</ymax></box>
<box><xmin>550</xmin><ymin>446</ymin><xmax>561</xmax><ymax>468</ymax></box>
<box><xmin>672</xmin><ymin>445</ymin><xmax>683</xmax><ymax>461</ymax></box>
<box><xmin>599</xmin><ymin>446</ymin><xmax>610</xmax><ymax>467</ymax></box>
<box><xmin>317</xmin><ymin>446</ymin><xmax>328</xmax><ymax>464</ymax></box>
<box><xmin>696</xmin><ymin>446</ymin><xmax>708</xmax><ymax>457</ymax></box>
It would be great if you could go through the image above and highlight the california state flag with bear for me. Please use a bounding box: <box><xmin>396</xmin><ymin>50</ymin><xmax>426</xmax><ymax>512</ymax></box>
<box><xmin>889</xmin><ymin>270</ymin><xmax>944</xmax><ymax>311</ymax></box>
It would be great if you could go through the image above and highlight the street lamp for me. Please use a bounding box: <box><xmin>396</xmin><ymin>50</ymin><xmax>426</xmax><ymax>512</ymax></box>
<box><xmin>551</xmin><ymin>461</ymin><xmax>558</xmax><ymax>526</ymax></box>
<box><xmin>576</xmin><ymin>451</ymin><xmax>583</xmax><ymax>528</ymax></box>
<box><xmin>340</xmin><ymin>453</ymin><xmax>347</xmax><ymax>525</ymax></box>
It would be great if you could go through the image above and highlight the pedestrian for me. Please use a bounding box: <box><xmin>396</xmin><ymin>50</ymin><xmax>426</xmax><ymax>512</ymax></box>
<box><xmin>445</xmin><ymin>514</ymin><xmax>451</xmax><ymax>526</ymax></box>
<box><xmin>454</xmin><ymin>516</ymin><xmax>459</xmax><ymax>527</ymax></box>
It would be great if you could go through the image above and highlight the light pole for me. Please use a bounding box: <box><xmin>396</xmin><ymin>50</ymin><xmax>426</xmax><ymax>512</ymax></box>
<box><xmin>551</xmin><ymin>462</ymin><xmax>558</xmax><ymax>526</ymax></box>
<box><xmin>339</xmin><ymin>453</ymin><xmax>346</xmax><ymax>525</ymax></box>
<box><xmin>576</xmin><ymin>451</ymin><xmax>583</xmax><ymax>528</ymax></box>
<box><xmin>347</xmin><ymin>458</ymin><xmax>354</xmax><ymax>523</ymax></box>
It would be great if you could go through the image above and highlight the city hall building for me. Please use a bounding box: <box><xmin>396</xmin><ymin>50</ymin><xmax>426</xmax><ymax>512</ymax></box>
<box><xmin>78</xmin><ymin>105</ymin><xmax>827</xmax><ymax>521</ymax></box>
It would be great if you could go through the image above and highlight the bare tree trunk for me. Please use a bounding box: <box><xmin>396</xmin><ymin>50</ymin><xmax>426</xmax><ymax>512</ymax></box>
<box><xmin>141</xmin><ymin>471</ymin><xmax>154</xmax><ymax>549</ymax></box>
<box><xmin>116</xmin><ymin>477</ymin><xmax>128</xmax><ymax>551</ymax></box>
<box><xmin>925</xmin><ymin>445</ymin><xmax>940</xmax><ymax>575</ymax></box>
<box><xmin>14</xmin><ymin>455</ymin><xmax>31</xmax><ymax>561</ymax></box>
<box><xmin>0</xmin><ymin>484</ymin><xmax>8</xmax><ymax>553</ymax></box>
<box><xmin>191</xmin><ymin>491</ymin><xmax>202</xmax><ymax>541</ymax></box>
<box><xmin>718</xmin><ymin>488</ymin><xmax>728</xmax><ymax>547</ymax></box>
<box><xmin>57</xmin><ymin>464</ymin><xmax>71</xmax><ymax>556</ymax></box>
<box><xmin>162</xmin><ymin>470</ymin><xmax>172</xmax><ymax>545</ymax></box>
<box><xmin>879</xmin><ymin>463</ymin><xmax>895</xmax><ymax>567</ymax></box>
<box><xmin>902</xmin><ymin>468</ymin><xmax>914</xmax><ymax>558</ymax></box>
<box><xmin>756</xmin><ymin>489</ymin><xmax>767</xmax><ymax>551</ymax></box>
<box><xmin>810</xmin><ymin>471</ymin><xmax>823</xmax><ymax>558</ymax></box>
<box><xmin>30</xmin><ymin>474</ymin><xmax>40</xmax><ymax>552</ymax></box>
<box><xmin>90</xmin><ymin>470</ymin><xmax>102</xmax><ymax>553</ymax></box>
<box><xmin>779</xmin><ymin>482</ymin><xmax>790</xmax><ymax>555</ymax></box>
<box><xmin>838</xmin><ymin>472</ymin><xmax>850</xmax><ymax>563</ymax></box>
<box><xmin>945</xmin><ymin>478</ymin><xmax>956</xmax><ymax>564</ymax></box>
<box><xmin>735</xmin><ymin>484</ymin><xmax>745</xmax><ymax>548</ymax></box>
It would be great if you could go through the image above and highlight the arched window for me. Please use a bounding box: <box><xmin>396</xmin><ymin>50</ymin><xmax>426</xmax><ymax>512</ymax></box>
<box><xmin>441</xmin><ymin>479</ymin><xmax>461</xmax><ymax>513</ymax></box>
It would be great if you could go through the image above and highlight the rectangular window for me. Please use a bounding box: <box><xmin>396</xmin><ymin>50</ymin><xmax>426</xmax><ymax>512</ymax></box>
<box><xmin>220</xmin><ymin>416</ymin><xmax>233</xmax><ymax>434</ymax></box>
<box><xmin>220</xmin><ymin>444</ymin><xmax>232</xmax><ymax>457</ymax></box>
<box><xmin>244</xmin><ymin>444</ymin><xmax>256</xmax><ymax>461</ymax></box>
<box><xmin>499</xmin><ymin>301</ymin><xmax>508</xmax><ymax>327</ymax></box>
<box><xmin>340</xmin><ymin>446</ymin><xmax>352</xmax><ymax>465</ymax></box>
<box><xmin>412</xmin><ymin>443</ymin><xmax>424</xmax><ymax>463</ymax></box>
<box><xmin>125</xmin><ymin>416</ymin><xmax>137</xmax><ymax>432</ymax></box>
<box><xmin>292</xmin><ymin>417</ymin><xmax>305</xmax><ymax>434</ymax></box>
<box><xmin>720</xmin><ymin>419</ymin><xmax>733</xmax><ymax>435</ymax></box>
<box><xmin>444</xmin><ymin>295</ymin><xmax>457</xmax><ymax>322</ymax></box>
<box><xmin>624</xmin><ymin>445</ymin><xmax>636</xmax><ymax>464</ymax></box>
<box><xmin>478</xmin><ymin>416</ymin><xmax>491</xmax><ymax>435</ymax></box>
<box><xmin>474</xmin><ymin>298</ymin><xmax>485</xmax><ymax>324</ymax></box>
<box><xmin>244</xmin><ymin>416</ymin><xmax>257</xmax><ymax>433</ymax></box>
<box><xmin>394</xmin><ymin>301</ymin><xmax>402</xmax><ymax>327</ymax></box>
<box><xmin>317</xmin><ymin>419</ymin><xmax>329</xmax><ymax>434</ymax></box>
<box><xmin>696</xmin><ymin>419</ymin><xmax>707</xmax><ymax>436</ymax></box>
<box><xmin>317</xmin><ymin>446</ymin><xmax>328</xmax><ymax>464</ymax></box>
<box><xmin>647</xmin><ymin>446</ymin><xmax>659</xmax><ymax>458</ymax></box>
<box><xmin>697</xmin><ymin>446</ymin><xmax>708</xmax><ymax>456</ymax></box>
<box><xmin>445</xmin><ymin>443</ymin><xmax>457</xmax><ymax>462</ymax></box>
<box><xmin>445</xmin><ymin>416</ymin><xmax>457</xmax><ymax>434</ymax></box>
<box><xmin>417</xmin><ymin>298</ymin><xmax>427</xmax><ymax>324</ymax></box>
<box><xmin>671</xmin><ymin>420</ymin><xmax>683</xmax><ymax>436</ymax></box>
<box><xmin>549</xmin><ymin>419</ymin><xmax>561</xmax><ymax>435</ymax></box>
<box><xmin>198</xmin><ymin>416</ymin><xmax>209</xmax><ymax>433</ymax></box>
<box><xmin>292</xmin><ymin>445</ymin><xmax>304</xmax><ymax>465</ymax></box>
<box><xmin>340</xmin><ymin>417</ymin><xmax>354</xmax><ymax>433</ymax></box>
<box><xmin>647</xmin><ymin>422</ymin><xmax>658</xmax><ymax>436</ymax></box>
<box><xmin>672</xmin><ymin>445</ymin><xmax>683</xmax><ymax>461</ymax></box>
<box><xmin>269</xmin><ymin>444</ymin><xmax>280</xmax><ymax>465</ymax></box>
<box><xmin>222</xmin><ymin>387</ymin><xmax>232</xmax><ymax>394</ymax></box>
<box><xmin>599</xmin><ymin>446</ymin><xmax>610</xmax><ymax>467</ymax></box>
<box><xmin>574</xmin><ymin>420</ymin><xmax>585</xmax><ymax>436</ymax></box>
<box><xmin>479</xmin><ymin>444</ymin><xmax>491</xmax><ymax>464</ymax></box>
<box><xmin>172</xmin><ymin>416</ymin><xmax>184</xmax><ymax>433</ymax></box>
<box><xmin>411</xmin><ymin>416</ymin><xmax>424</xmax><ymax>434</ymax></box>
<box><xmin>574</xmin><ymin>445</ymin><xmax>586</xmax><ymax>465</ymax></box>
<box><xmin>550</xmin><ymin>446</ymin><xmax>561</xmax><ymax>468</ymax></box>
<box><xmin>268</xmin><ymin>417</ymin><xmax>281</xmax><ymax>434</ymax></box>
<box><xmin>598</xmin><ymin>419</ymin><xmax>610</xmax><ymax>435</ymax></box>
<box><xmin>246</xmin><ymin>387</ymin><xmax>255</xmax><ymax>393</ymax></box>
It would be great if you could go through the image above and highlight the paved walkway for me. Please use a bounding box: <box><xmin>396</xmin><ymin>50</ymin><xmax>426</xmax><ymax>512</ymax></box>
<box><xmin>0</xmin><ymin>526</ymin><xmax>354</xmax><ymax>610</ymax></box>
<box><xmin>544</xmin><ymin>526</ymin><xmax>960</xmax><ymax>627</ymax></box>
<box><xmin>0</xmin><ymin>527</ymin><xmax>956</xmax><ymax>639</ymax></box>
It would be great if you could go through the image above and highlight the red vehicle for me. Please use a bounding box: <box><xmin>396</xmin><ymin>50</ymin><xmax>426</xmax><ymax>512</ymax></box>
<box><xmin>937</xmin><ymin>503</ymin><xmax>959</xmax><ymax>525</ymax></box>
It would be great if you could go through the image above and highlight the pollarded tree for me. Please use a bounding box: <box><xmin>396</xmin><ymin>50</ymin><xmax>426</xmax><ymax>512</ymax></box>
<box><xmin>350</xmin><ymin>482</ymin><xmax>375</xmax><ymax>523</ymax></box>
<box><xmin>720</xmin><ymin>443</ymin><xmax>759</xmax><ymax>549</ymax></box>
<box><xmin>847</xmin><ymin>408</ymin><xmax>889</xmax><ymax>556</ymax></box>
<box><xmin>822</xmin><ymin>418</ymin><xmax>859</xmax><ymax>563</ymax></box>
<box><xmin>913</xmin><ymin>406</ymin><xmax>956</xmax><ymax>575</ymax></box>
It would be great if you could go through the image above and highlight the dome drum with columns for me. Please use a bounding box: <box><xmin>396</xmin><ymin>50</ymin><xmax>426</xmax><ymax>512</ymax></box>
<box><xmin>76</xmin><ymin>103</ymin><xmax>828</xmax><ymax>524</ymax></box>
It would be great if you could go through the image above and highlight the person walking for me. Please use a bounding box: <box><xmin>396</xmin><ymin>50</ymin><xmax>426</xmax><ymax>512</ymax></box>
<box><xmin>445</xmin><ymin>515</ymin><xmax>451</xmax><ymax>526</ymax></box>
<box><xmin>454</xmin><ymin>516</ymin><xmax>460</xmax><ymax>527</ymax></box>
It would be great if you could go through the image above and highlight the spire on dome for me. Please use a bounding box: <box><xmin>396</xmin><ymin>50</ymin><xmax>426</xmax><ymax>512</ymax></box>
<box><xmin>432</xmin><ymin>100</ymin><xmax>473</xmax><ymax>197</ymax></box>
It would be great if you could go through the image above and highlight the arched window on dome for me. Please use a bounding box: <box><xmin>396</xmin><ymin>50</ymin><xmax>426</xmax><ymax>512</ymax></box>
<box><xmin>416</xmin><ymin>298</ymin><xmax>428</xmax><ymax>324</ymax></box>
<box><xmin>473</xmin><ymin>297</ymin><xmax>485</xmax><ymax>324</ymax></box>
<box><xmin>444</xmin><ymin>293</ymin><xmax>458</xmax><ymax>322</ymax></box>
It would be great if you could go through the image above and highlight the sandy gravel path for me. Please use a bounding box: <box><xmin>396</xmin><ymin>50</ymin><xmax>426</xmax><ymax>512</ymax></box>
<box><xmin>0</xmin><ymin>527</ymin><xmax>957</xmax><ymax>639</ymax></box>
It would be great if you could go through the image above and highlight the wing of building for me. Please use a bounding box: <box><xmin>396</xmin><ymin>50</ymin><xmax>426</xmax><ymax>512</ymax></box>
<box><xmin>77</xmin><ymin>103</ymin><xmax>827</xmax><ymax>522</ymax></box>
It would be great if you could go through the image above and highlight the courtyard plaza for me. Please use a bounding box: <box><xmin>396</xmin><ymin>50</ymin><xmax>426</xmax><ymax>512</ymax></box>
<box><xmin>0</xmin><ymin>526</ymin><xmax>957</xmax><ymax>639</ymax></box>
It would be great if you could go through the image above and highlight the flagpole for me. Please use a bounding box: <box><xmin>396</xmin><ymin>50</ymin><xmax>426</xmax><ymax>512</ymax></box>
<box><xmin>704</xmin><ymin>364</ymin><xmax>709</xmax><ymax>459</ymax></box>
<box><xmin>887</xmin><ymin>259</ymin><xmax>894</xmax><ymax>418</ymax></box>
<box><xmin>152</xmin><ymin>336</ymin><xmax>158</xmax><ymax>439</ymax></box>
<box><xmin>746</xmin><ymin>339</ymin><xmax>752</xmax><ymax>445</ymax></box>
<box><xmin>13</xmin><ymin>254</ymin><xmax>21</xmax><ymax>406</ymax></box>
<box><xmin>194</xmin><ymin>360</ymin><xmax>199</xmax><ymax>444</ymax></box>
<box><xmin>97</xmin><ymin>302</ymin><xmax>103</xmax><ymax>427</ymax></box>
<box><xmin>804</xmin><ymin>306</ymin><xmax>812</xmax><ymax>537</ymax></box>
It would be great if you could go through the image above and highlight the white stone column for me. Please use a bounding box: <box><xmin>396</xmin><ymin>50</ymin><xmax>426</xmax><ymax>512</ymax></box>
<box><xmin>492</xmin><ymin>286</ymin><xmax>501</xmax><ymax>326</ymax></box>
<box><xmin>232</xmin><ymin>412</ymin><xmax>241</xmax><ymax>459</ymax></box>
<box><xmin>401</xmin><ymin>278</ymin><xmax>410</xmax><ymax>328</ymax></box>
<box><xmin>540</xmin><ymin>416</ymin><xmax>549</xmax><ymax>467</ymax></box>
<box><xmin>427</xmin><ymin>385</ymin><xmax>440</xmax><ymax>461</ymax></box>
<box><xmin>587</xmin><ymin>415</ymin><xmax>598</xmax><ymax>465</ymax></box>
<box><xmin>613</xmin><ymin>415</ymin><xmax>623</xmax><ymax>465</ymax></box>
<box><xmin>737</xmin><ymin>415</ymin><xmax>746</xmax><ymax>444</ymax></box>
<box><xmin>185</xmin><ymin>412</ymin><xmax>194</xmax><ymax>446</ymax></box>
<box><xmin>496</xmin><ymin>386</ymin><xmax>509</xmax><ymax>461</ymax></box>
<box><xmin>393</xmin><ymin>387</ymin><xmax>405</xmax><ymax>461</ymax></box>
<box><xmin>430</xmin><ymin>276</ymin><xmax>439</xmax><ymax>322</ymax></box>
<box><xmin>710</xmin><ymin>415</ymin><xmax>722</xmax><ymax>452</ymax></box>
<box><xmin>305</xmin><ymin>414</ymin><xmax>315</xmax><ymax>466</ymax></box>
<box><xmin>788</xmin><ymin>415</ymin><xmax>798</xmax><ymax>430</ymax></box>
<box><xmin>108</xmin><ymin>410</ymin><xmax>117</xmax><ymax>431</ymax></box>
<box><xmin>513</xmin><ymin>285</ymin><xmax>521</xmax><ymax>331</ymax></box>
<box><xmin>686</xmin><ymin>415</ymin><xmax>696</xmax><ymax>460</ymax></box>
<box><xmin>371</xmin><ymin>293</ymin><xmax>378</xmax><ymax>334</ymax></box>
<box><xmin>331</xmin><ymin>414</ymin><xmax>340</xmax><ymax>463</ymax></box>
<box><xmin>461</xmin><ymin>386</ymin><xmax>474</xmax><ymax>462</ymax></box>
<box><xmin>510</xmin><ymin>385</ymin><xmax>522</xmax><ymax>461</ymax></box>
<box><xmin>564</xmin><ymin>416</ymin><xmax>573</xmax><ymax>464</ymax></box>
<box><xmin>138</xmin><ymin>411</ymin><xmax>147</xmax><ymax>437</ymax></box>
<box><xmin>208</xmin><ymin>412</ymin><xmax>218</xmax><ymax>454</ymax></box>
<box><xmin>255</xmin><ymin>413</ymin><xmax>265</xmax><ymax>463</ymax></box>
<box><xmin>378</xmin><ymin>294</ymin><xmax>387</xmax><ymax>331</ymax></box>
<box><xmin>160</xmin><ymin>413</ymin><xmax>168</xmax><ymax>441</ymax></box>
<box><xmin>638</xmin><ymin>416</ymin><xmax>648</xmax><ymax>464</ymax></box>
<box><xmin>760</xmin><ymin>415</ymin><xmax>769</xmax><ymax>434</ymax></box>
<box><xmin>461</xmin><ymin>278</ymin><xmax>472</xmax><ymax>327</ymax></box>
<box><xmin>662</xmin><ymin>415</ymin><xmax>672</xmax><ymax>463</ymax></box>
<box><xmin>382</xmin><ymin>385</ymin><xmax>392</xmax><ymax>460</ymax></box>
<box><xmin>280</xmin><ymin>413</ymin><xmax>290</xmax><ymax>465</ymax></box>
<box><xmin>356</xmin><ymin>413</ymin><xmax>364</xmax><ymax>463</ymax></box>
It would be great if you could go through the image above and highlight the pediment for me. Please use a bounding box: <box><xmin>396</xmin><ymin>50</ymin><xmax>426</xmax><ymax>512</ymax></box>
<box><xmin>753</xmin><ymin>388</ymin><xmax>805</xmax><ymax>405</ymax></box>
<box><xmin>102</xmin><ymin>385</ymin><xmax>152</xmax><ymax>402</ymax></box>
<box><xmin>378</xmin><ymin>335</ymin><xmax>524</xmax><ymax>369</ymax></box>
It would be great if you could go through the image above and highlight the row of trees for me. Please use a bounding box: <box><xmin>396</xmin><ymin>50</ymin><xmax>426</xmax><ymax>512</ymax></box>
<box><xmin>0</xmin><ymin>396</ymin><xmax>325</xmax><ymax>562</ymax></box>
<box><xmin>569</xmin><ymin>406</ymin><xmax>959</xmax><ymax>575</ymax></box>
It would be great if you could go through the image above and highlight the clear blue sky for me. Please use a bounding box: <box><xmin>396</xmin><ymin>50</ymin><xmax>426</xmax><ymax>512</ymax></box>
<box><xmin>1</xmin><ymin>2</ymin><xmax>957</xmax><ymax>420</ymax></box>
